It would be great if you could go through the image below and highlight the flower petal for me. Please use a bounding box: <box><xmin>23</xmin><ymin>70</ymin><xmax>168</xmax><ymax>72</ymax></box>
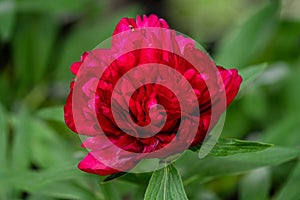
<box><xmin>217</xmin><ymin>66</ymin><xmax>243</xmax><ymax>105</ymax></box>
<box><xmin>78</xmin><ymin>146</ymin><xmax>140</xmax><ymax>175</ymax></box>
<box><xmin>70</xmin><ymin>52</ymin><xmax>90</xmax><ymax>75</ymax></box>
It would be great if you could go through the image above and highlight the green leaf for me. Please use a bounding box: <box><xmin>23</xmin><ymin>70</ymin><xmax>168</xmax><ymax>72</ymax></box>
<box><xmin>36</xmin><ymin>106</ymin><xmax>64</xmax><ymax>122</ymax></box>
<box><xmin>190</xmin><ymin>138</ymin><xmax>273</xmax><ymax>157</ymax></box>
<box><xmin>27</xmin><ymin>194</ymin><xmax>56</xmax><ymax>200</ymax></box>
<box><xmin>211</xmin><ymin>138</ymin><xmax>272</xmax><ymax>156</ymax></box>
<box><xmin>0</xmin><ymin>165</ymin><xmax>84</xmax><ymax>190</ymax></box>
<box><xmin>144</xmin><ymin>164</ymin><xmax>188</xmax><ymax>200</ymax></box>
<box><xmin>0</xmin><ymin>0</ymin><xmax>16</xmax><ymax>41</ymax></box>
<box><xmin>214</xmin><ymin>1</ymin><xmax>280</xmax><ymax>68</ymax></box>
<box><xmin>0</xmin><ymin>72</ymin><xmax>13</xmax><ymax>107</ymax></box>
<box><xmin>262</xmin><ymin>116</ymin><xmax>299</xmax><ymax>146</ymax></box>
<box><xmin>30</xmin><ymin>181</ymin><xmax>96</xmax><ymax>200</ymax></box>
<box><xmin>10</xmin><ymin>109</ymin><xmax>32</xmax><ymax>171</ymax></box>
<box><xmin>241</xmin><ymin>87</ymin><xmax>269</xmax><ymax>121</ymax></box>
<box><xmin>0</xmin><ymin>104</ymin><xmax>10</xmax><ymax>199</ymax></box>
<box><xmin>238</xmin><ymin>63</ymin><xmax>268</xmax><ymax>92</ymax></box>
<box><xmin>17</xmin><ymin>0</ymin><xmax>94</xmax><ymax>14</ymax></box>
<box><xmin>118</xmin><ymin>172</ymin><xmax>152</xmax><ymax>186</ymax></box>
<box><xmin>274</xmin><ymin>161</ymin><xmax>300</xmax><ymax>200</ymax></box>
<box><xmin>0</xmin><ymin>103</ymin><xmax>8</xmax><ymax>167</ymax></box>
<box><xmin>29</xmin><ymin>117</ymin><xmax>76</xmax><ymax>168</ymax></box>
<box><xmin>99</xmin><ymin>183</ymin><xmax>122</xmax><ymax>200</ymax></box>
<box><xmin>179</xmin><ymin>146</ymin><xmax>300</xmax><ymax>185</ymax></box>
<box><xmin>239</xmin><ymin>167</ymin><xmax>271</xmax><ymax>200</ymax></box>
<box><xmin>9</xmin><ymin>108</ymin><xmax>74</xmax><ymax>170</ymax></box>
<box><xmin>102</xmin><ymin>172</ymin><xmax>127</xmax><ymax>183</ymax></box>
<box><xmin>12</xmin><ymin>15</ymin><xmax>58</xmax><ymax>94</ymax></box>
<box><xmin>100</xmin><ymin>180</ymin><xmax>143</xmax><ymax>200</ymax></box>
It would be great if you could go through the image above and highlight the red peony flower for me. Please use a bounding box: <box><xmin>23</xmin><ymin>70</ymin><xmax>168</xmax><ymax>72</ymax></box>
<box><xmin>64</xmin><ymin>14</ymin><xmax>242</xmax><ymax>176</ymax></box>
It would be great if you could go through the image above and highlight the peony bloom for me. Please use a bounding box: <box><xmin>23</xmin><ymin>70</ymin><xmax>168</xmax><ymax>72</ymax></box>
<box><xmin>64</xmin><ymin>14</ymin><xmax>242</xmax><ymax>176</ymax></box>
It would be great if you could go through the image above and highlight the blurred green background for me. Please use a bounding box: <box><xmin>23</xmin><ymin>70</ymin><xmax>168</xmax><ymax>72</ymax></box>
<box><xmin>1</xmin><ymin>0</ymin><xmax>300</xmax><ymax>199</ymax></box>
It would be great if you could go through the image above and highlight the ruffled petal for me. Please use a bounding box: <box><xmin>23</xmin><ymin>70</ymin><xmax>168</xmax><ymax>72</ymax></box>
<box><xmin>78</xmin><ymin>146</ymin><xmax>140</xmax><ymax>175</ymax></box>
<box><xmin>217</xmin><ymin>66</ymin><xmax>243</xmax><ymax>106</ymax></box>
<box><xmin>113</xmin><ymin>18</ymin><xmax>137</xmax><ymax>35</ymax></box>
<box><xmin>70</xmin><ymin>52</ymin><xmax>90</xmax><ymax>75</ymax></box>
<box><xmin>78</xmin><ymin>153</ymin><xmax>120</xmax><ymax>176</ymax></box>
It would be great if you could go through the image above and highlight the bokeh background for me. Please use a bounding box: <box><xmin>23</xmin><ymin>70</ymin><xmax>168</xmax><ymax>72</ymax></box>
<box><xmin>1</xmin><ymin>0</ymin><xmax>300</xmax><ymax>199</ymax></box>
